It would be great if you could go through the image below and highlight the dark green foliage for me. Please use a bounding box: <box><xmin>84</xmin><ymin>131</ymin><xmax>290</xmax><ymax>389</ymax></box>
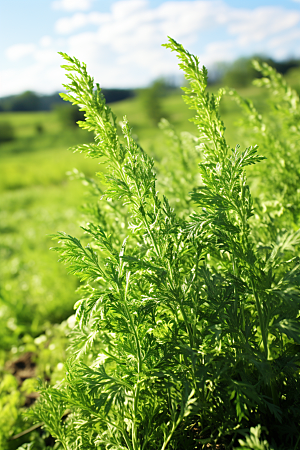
<box><xmin>140</xmin><ymin>79</ymin><xmax>174</xmax><ymax>125</ymax></box>
<box><xmin>11</xmin><ymin>91</ymin><xmax>40</xmax><ymax>112</ymax></box>
<box><xmin>53</xmin><ymin>104</ymin><xmax>85</xmax><ymax>128</ymax></box>
<box><xmin>54</xmin><ymin>90</ymin><xmax>135</xmax><ymax>128</ymax></box>
<box><xmin>222</xmin><ymin>57</ymin><xmax>260</xmax><ymax>88</ymax></box>
<box><xmin>25</xmin><ymin>39</ymin><xmax>300</xmax><ymax>449</ymax></box>
<box><xmin>225</xmin><ymin>59</ymin><xmax>300</xmax><ymax>228</ymax></box>
<box><xmin>0</xmin><ymin>121</ymin><xmax>14</xmax><ymax>142</ymax></box>
<box><xmin>101</xmin><ymin>88</ymin><xmax>135</xmax><ymax>104</ymax></box>
<box><xmin>222</xmin><ymin>56</ymin><xmax>300</xmax><ymax>88</ymax></box>
<box><xmin>35</xmin><ymin>123</ymin><xmax>44</xmax><ymax>134</ymax></box>
<box><xmin>0</xmin><ymin>90</ymin><xmax>134</xmax><ymax>113</ymax></box>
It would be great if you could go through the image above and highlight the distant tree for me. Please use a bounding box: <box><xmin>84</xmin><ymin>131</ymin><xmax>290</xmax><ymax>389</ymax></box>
<box><xmin>102</xmin><ymin>88</ymin><xmax>135</xmax><ymax>103</ymax></box>
<box><xmin>0</xmin><ymin>89</ymin><xmax>135</xmax><ymax>112</ymax></box>
<box><xmin>0</xmin><ymin>95</ymin><xmax>17</xmax><ymax>111</ymax></box>
<box><xmin>11</xmin><ymin>91</ymin><xmax>40</xmax><ymax>111</ymax></box>
<box><xmin>285</xmin><ymin>66</ymin><xmax>300</xmax><ymax>95</ymax></box>
<box><xmin>222</xmin><ymin>57</ymin><xmax>259</xmax><ymax>88</ymax></box>
<box><xmin>40</xmin><ymin>92</ymin><xmax>65</xmax><ymax>110</ymax></box>
<box><xmin>0</xmin><ymin>122</ymin><xmax>14</xmax><ymax>142</ymax></box>
<box><xmin>35</xmin><ymin>123</ymin><xmax>44</xmax><ymax>134</ymax></box>
<box><xmin>53</xmin><ymin>103</ymin><xmax>85</xmax><ymax>127</ymax></box>
<box><xmin>140</xmin><ymin>78</ymin><xmax>174</xmax><ymax>125</ymax></box>
<box><xmin>222</xmin><ymin>56</ymin><xmax>300</xmax><ymax>88</ymax></box>
<box><xmin>270</xmin><ymin>58</ymin><xmax>299</xmax><ymax>75</ymax></box>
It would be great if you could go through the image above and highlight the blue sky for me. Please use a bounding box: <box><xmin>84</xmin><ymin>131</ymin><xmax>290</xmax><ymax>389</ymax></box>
<box><xmin>1</xmin><ymin>0</ymin><xmax>300</xmax><ymax>96</ymax></box>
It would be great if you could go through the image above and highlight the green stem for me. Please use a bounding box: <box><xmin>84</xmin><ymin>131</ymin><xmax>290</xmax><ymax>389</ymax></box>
<box><xmin>141</xmin><ymin>213</ymin><xmax>161</xmax><ymax>258</ymax></box>
<box><xmin>250</xmin><ymin>279</ymin><xmax>268</xmax><ymax>359</ymax></box>
<box><xmin>132</xmin><ymin>175</ymin><xmax>161</xmax><ymax>259</ymax></box>
<box><xmin>94</xmin><ymin>411</ymin><xmax>134</xmax><ymax>450</ymax></box>
<box><xmin>166</xmin><ymin>262</ymin><xmax>202</xmax><ymax>403</ymax></box>
<box><xmin>160</xmin><ymin>422</ymin><xmax>177</xmax><ymax>450</ymax></box>
<box><xmin>123</xmin><ymin>272</ymin><xmax>143</xmax><ymax>372</ymax></box>
<box><xmin>122</xmin><ymin>272</ymin><xmax>142</xmax><ymax>450</ymax></box>
<box><xmin>167</xmin><ymin>260</ymin><xmax>194</xmax><ymax>349</ymax></box>
<box><xmin>232</xmin><ymin>249</ymin><xmax>239</xmax><ymax>319</ymax></box>
<box><xmin>115</xmin><ymin>150</ymin><xmax>161</xmax><ymax>260</ymax></box>
<box><xmin>293</xmin><ymin>432</ymin><xmax>300</xmax><ymax>450</ymax></box>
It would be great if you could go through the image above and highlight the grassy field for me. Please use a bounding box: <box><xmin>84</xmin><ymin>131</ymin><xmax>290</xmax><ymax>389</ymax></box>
<box><xmin>1</xmin><ymin>69</ymin><xmax>300</xmax><ymax>447</ymax></box>
<box><xmin>0</xmin><ymin>85</ymin><xmax>270</xmax><ymax>189</ymax></box>
<box><xmin>0</xmin><ymin>83</ymin><xmax>273</xmax><ymax>355</ymax></box>
<box><xmin>0</xmin><ymin>86</ymin><xmax>272</xmax><ymax>347</ymax></box>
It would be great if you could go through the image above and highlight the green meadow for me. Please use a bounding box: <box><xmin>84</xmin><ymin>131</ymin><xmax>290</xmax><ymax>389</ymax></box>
<box><xmin>0</xmin><ymin>86</ymin><xmax>271</xmax><ymax>347</ymax></box>
<box><xmin>1</xmin><ymin>75</ymin><xmax>298</xmax><ymax>448</ymax></box>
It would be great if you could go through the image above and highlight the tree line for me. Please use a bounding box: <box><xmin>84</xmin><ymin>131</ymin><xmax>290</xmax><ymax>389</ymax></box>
<box><xmin>0</xmin><ymin>88</ymin><xmax>135</xmax><ymax>112</ymax></box>
<box><xmin>0</xmin><ymin>56</ymin><xmax>299</xmax><ymax>114</ymax></box>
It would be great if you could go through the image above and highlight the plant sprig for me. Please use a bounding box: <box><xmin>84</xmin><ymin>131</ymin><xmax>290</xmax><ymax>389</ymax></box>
<box><xmin>28</xmin><ymin>39</ymin><xmax>300</xmax><ymax>450</ymax></box>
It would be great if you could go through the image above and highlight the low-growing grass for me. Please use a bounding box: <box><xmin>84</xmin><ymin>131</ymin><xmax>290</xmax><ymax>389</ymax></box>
<box><xmin>0</xmin><ymin>111</ymin><xmax>60</xmax><ymax>138</ymax></box>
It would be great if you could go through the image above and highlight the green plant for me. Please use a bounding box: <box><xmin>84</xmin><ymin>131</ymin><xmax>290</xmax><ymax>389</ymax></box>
<box><xmin>225</xmin><ymin>60</ymin><xmax>300</xmax><ymax>229</ymax></box>
<box><xmin>53</xmin><ymin>103</ymin><xmax>85</xmax><ymax>128</ymax></box>
<box><xmin>222</xmin><ymin>57</ymin><xmax>260</xmax><ymax>88</ymax></box>
<box><xmin>27</xmin><ymin>38</ymin><xmax>300</xmax><ymax>449</ymax></box>
<box><xmin>0</xmin><ymin>373</ymin><xmax>39</xmax><ymax>450</ymax></box>
<box><xmin>0</xmin><ymin>121</ymin><xmax>14</xmax><ymax>142</ymax></box>
<box><xmin>234</xmin><ymin>425</ymin><xmax>273</xmax><ymax>450</ymax></box>
<box><xmin>140</xmin><ymin>78</ymin><xmax>173</xmax><ymax>125</ymax></box>
<box><xmin>0</xmin><ymin>374</ymin><xmax>22</xmax><ymax>448</ymax></box>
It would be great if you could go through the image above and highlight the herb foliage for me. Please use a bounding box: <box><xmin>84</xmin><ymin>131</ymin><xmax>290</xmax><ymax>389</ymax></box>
<box><xmin>28</xmin><ymin>38</ymin><xmax>300</xmax><ymax>449</ymax></box>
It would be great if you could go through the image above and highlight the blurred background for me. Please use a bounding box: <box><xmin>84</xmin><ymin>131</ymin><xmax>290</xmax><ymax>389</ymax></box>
<box><xmin>1</xmin><ymin>0</ymin><xmax>300</xmax><ymax>444</ymax></box>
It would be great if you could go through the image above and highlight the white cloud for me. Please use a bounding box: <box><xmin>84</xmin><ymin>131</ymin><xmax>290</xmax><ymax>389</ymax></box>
<box><xmin>2</xmin><ymin>40</ymin><xmax>62</xmax><ymax>96</ymax></box>
<box><xmin>2</xmin><ymin>0</ymin><xmax>300</xmax><ymax>96</ymax></box>
<box><xmin>52</xmin><ymin>0</ymin><xmax>95</xmax><ymax>12</ymax></box>
<box><xmin>111</xmin><ymin>0</ymin><xmax>147</xmax><ymax>18</ymax></box>
<box><xmin>0</xmin><ymin>62</ymin><xmax>63</xmax><ymax>97</ymax></box>
<box><xmin>5</xmin><ymin>43</ymin><xmax>36</xmax><ymax>62</ymax></box>
<box><xmin>55</xmin><ymin>12</ymin><xmax>110</xmax><ymax>34</ymax></box>
<box><xmin>265</xmin><ymin>28</ymin><xmax>300</xmax><ymax>60</ymax></box>
<box><xmin>268</xmin><ymin>28</ymin><xmax>300</xmax><ymax>50</ymax></box>
<box><xmin>52</xmin><ymin>0</ymin><xmax>300</xmax><ymax>86</ymax></box>
<box><xmin>53</xmin><ymin>1</ymin><xmax>300</xmax><ymax>58</ymax></box>
<box><xmin>55</xmin><ymin>1</ymin><xmax>227</xmax><ymax>38</ymax></box>
<box><xmin>157</xmin><ymin>1</ymin><xmax>228</xmax><ymax>38</ymax></box>
<box><xmin>225</xmin><ymin>7</ymin><xmax>300</xmax><ymax>46</ymax></box>
<box><xmin>201</xmin><ymin>40</ymin><xmax>237</xmax><ymax>65</ymax></box>
<box><xmin>40</xmin><ymin>36</ymin><xmax>53</xmax><ymax>47</ymax></box>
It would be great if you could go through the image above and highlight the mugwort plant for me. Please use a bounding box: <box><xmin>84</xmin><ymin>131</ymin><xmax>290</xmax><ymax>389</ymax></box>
<box><xmin>29</xmin><ymin>38</ymin><xmax>300</xmax><ymax>450</ymax></box>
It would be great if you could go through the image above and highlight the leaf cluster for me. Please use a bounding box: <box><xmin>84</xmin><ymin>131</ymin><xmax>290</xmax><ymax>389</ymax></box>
<box><xmin>28</xmin><ymin>39</ymin><xmax>300</xmax><ymax>449</ymax></box>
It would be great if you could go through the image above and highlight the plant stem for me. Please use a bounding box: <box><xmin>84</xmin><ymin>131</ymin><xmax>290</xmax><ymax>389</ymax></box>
<box><xmin>250</xmin><ymin>278</ymin><xmax>268</xmax><ymax>359</ymax></box>
<box><xmin>123</xmin><ymin>271</ymin><xmax>142</xmax><ymax>450</ymax></box>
